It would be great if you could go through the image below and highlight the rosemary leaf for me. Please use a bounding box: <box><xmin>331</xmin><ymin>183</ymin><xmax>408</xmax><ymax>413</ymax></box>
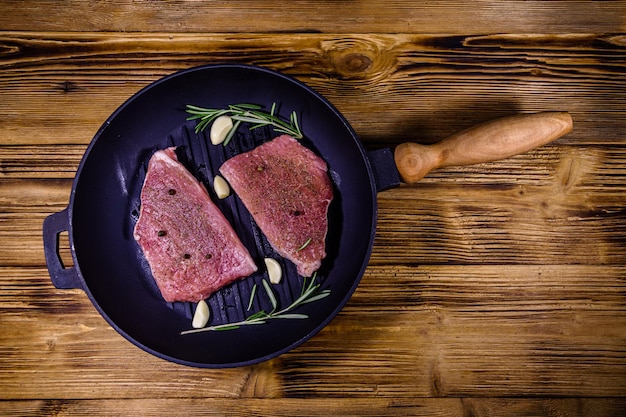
<box><xmin>248</xmin><ymin>123</ymin><xmax>269</xmax><ymax>131</ymax></box>
<box><xmin>230</xmin><ymin>114</ymin><xmax>267</xmax><ymax>124</ymax></box>
<box><xmin>222</xmin><ymin>119</ymin><xmax>241</xmax><ymax>147</ymax></box>
<box><xmin>262</xmin><ymin>279</ymin><xmax>278</xmax><ymax>312</ymax></box>
<box><xmin>300</xmin><ymin>290</ymin><xmax>331</xmax><ymax>304</ymax></box>
<box><xmin>290</xmin><ymin>111</ymin><xmax>296</xmax><ymax>127</ymax></box>
<box><xmin>247</xmin><ymin>283</ymin><xmax>257</xmax><ymax>311</ymax></box>
<box><xmin>300</xmin><ymin>276</ymin><xmax>309</xmax><ymax>297</ymax></box>
<box><xmin>194</xmin><ymin>118</ymin><xmax>212</xmax><ymax>134</ymax></box>
<box><xmin>274</xmin><ymin>314</ymin><xmax>309</xmax><ymax>320</ymax></box>
<box><xmin>229</xmin><ymin>103</ymin><xmax>262</xmax><ymax>111</ymax></box>
<box><xmin>292</xmin><ymin>111</ymin><xmax>301</xmax><ymax>133</ymax></box>
<box><xmin>246</xmin><ymin>310</ymin><xmax>268</xmax><ymax>321</ymax></box>
<box><xmin>289</xmin><ymin>291</ymin><xmax>317</xmax><ymax>309</ymax></box>
<box><xmin>296</xmin><ymin>238</ymin><xmax>312</xmax><ymax>252</ymax></box>
<box><xmin>185</xmin><ymin>104</ymin><xmax>211</xmax><ymax>112</ymax></box>
<box><xmin>213</xmin><ymin>325</ymin><xmax>241</xmax><ymax>331</ymax></box>
<box><xmin>242</xmin><ymin>320</ymin><xmax>267</xmax><ymax>325</ymax></box>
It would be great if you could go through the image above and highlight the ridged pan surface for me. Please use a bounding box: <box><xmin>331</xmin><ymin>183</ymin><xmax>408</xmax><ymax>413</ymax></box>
<box><xmin>67</xmin><ymin>64</ymin><xmax>377</xmax><ymax>367</ymax></box>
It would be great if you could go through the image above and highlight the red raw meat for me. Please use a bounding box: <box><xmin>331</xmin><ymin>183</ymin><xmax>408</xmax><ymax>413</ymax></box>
<box><xmin>133</xmin><ymin>147</ymin><xmax>257</xmax><ymax>303</ymax></box>
<box><xmin>220</xmin><ymin>135</ymin><xmax>333</xmax><ymax>277</ymax></box>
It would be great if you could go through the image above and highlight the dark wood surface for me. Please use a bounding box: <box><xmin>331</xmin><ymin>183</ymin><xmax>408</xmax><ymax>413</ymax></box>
<box><xmin>1</xmin><ymin>1</ymin><xmax>626</xmax><ymax>415</ymax></box>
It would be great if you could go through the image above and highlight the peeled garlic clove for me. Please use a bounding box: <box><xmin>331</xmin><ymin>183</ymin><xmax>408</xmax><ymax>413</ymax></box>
<box><xmin>210</xmin><ymin>115</ymin><xmax>233</xmax><ymax>145</ymax></box>
<box><xmin>213</xmin><ymin>175</ymin><xmax>230</xmax><ymax>199</ymax></box>
<box><xmin>192</xmin><ymin>300</ymin><xmax>210</xmax><ymax>329</ymax></box>
<box><xmin>264</xmin><ymin>258</ymin><xmax>282</xmax><ymax>284</ymax></box>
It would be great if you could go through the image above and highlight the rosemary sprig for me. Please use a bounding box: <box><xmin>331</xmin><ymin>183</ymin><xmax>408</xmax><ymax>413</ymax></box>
<box><xmin>180</xmin><ymin>273</ymin><xmax>330</xmax><ymax>335</ymax></box>
<box><xmin>185</xmin><ymin>102</ymin><xmax>303</xmax><ymax>141</ymax></box>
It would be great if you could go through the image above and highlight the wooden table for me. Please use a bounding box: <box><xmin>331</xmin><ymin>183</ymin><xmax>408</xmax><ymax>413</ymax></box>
<box><xmin>2</xmin><ymin>2</ymin><xmax>626</xmax><ymax>415</ymax></box>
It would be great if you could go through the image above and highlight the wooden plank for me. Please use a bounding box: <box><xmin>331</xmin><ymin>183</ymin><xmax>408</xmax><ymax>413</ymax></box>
<box><xmin>1</xmin><ymin>265</ymin><xmax>624</xmax><ymax>399</ymax></box>
<box><xmin>0</xmin><ymin>179</ymin><xmax>71</xmax><ymax>267</ymax></box>
<box><xmin>0</xmin><ymin>1</ymin><xmax>624</xmax><ymax>33</ymax></box>
<box><xmin>0</xmin><ymin>147</ymin><xmax>84</xmax><ymax>179</ymax></box>
<box><xmin>1</xmin><ymin>33</ymin><xmax>625</xmax><ymax>147</ymax></box>
<box><xmin>371</xmin><ymin>163</ymin><xmax>626</xmax><ymax>266</ymax></box>
<box><xmin>1</xmin><ymin>398</ymin><xmax>626</xmax><ymax>417</ymax></box>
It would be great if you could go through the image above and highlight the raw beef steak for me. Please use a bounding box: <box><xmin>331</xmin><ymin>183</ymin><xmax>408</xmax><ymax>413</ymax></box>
<box><xmin>133</xmin><ymin>147</ymin><xmax>257</xmax><ymax>303</ymax></box>
<box><xmin>220</xmin><ymin>135</ymin><xmax>333</xmax><ymax>277</ymax></box>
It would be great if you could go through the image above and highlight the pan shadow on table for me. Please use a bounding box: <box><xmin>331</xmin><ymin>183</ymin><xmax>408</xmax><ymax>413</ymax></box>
<box><xmin>362</xmin><ymin>98</ymin><xmax>527</xmax><ymax>150</ymax></box>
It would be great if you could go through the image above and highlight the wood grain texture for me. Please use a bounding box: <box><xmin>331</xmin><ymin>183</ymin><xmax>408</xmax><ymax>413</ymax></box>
<box><xmin>2</xmin><ymin>32</ymin><xmax>625</xmax><ymax>148</ymax></box>
<box><xmin>0</xmin><ymin>1</ymin><xmax>625</xmax><ymax>33</ymax></box>
<box><xmin>1</xmin><ymin>1</ymin><xmax>626</xmax><ymax>415</ymax></box>
<box><xmin>2</xmin><ymin>398</ymin><xmax>626</xmax><ymax>417</ymax></box>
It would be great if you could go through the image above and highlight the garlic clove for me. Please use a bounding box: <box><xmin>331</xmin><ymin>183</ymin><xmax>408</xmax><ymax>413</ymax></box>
<box><xmin>210</xmin><ymin>115</ymin><xmax>233</xmax><ymax>145</ymax></box>
<box><xmin>213</xmin><ymin>175</ymin><xmax>230</xmax><ymax>199</ymax></box>
<box><xmin>192</xmin><ymin>300</ymin><xmax>210</xmax><ymax>329</ymax></box>
<box><xmin>264</xmin><ymin>258</ymin><xmax>282</xmax><ymax>284</ymax></box>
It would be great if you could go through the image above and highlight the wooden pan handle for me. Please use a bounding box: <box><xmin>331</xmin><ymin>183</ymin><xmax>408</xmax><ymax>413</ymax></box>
<box><xmin>393</xmin><ymin>111</ymin><xmax>573</xmax><ymax>183</ymax></box>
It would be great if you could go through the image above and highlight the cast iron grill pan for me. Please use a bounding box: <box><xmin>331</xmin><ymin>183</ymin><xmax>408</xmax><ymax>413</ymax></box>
<box><xmin>48</xmin><ymin>64</ymin><xmax>378</xmax><ymax>367</ymax></box>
